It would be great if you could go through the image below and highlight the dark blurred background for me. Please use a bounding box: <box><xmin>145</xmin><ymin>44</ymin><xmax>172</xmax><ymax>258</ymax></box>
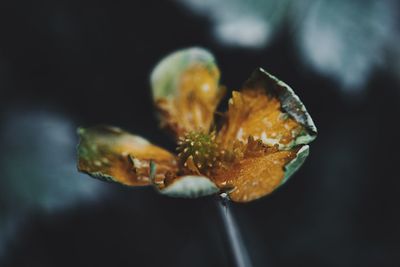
<box><xmin>1</xmin><ymin>0</ymin><xmax>400</xmax><ymax>266</ymax></box>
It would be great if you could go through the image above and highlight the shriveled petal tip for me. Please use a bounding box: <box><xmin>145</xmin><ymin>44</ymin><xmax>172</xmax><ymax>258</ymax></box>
<box><xmin>160</xmin><ymin>175</ymin><xmax>219</xmax><ymax>198</ymax></box>
<box><xmin>218</xmin><ymin>68</ymin><xmax>317</xmax><ymax>150</ymax></box>
<box><xmin>150</xmin><ymin>47</ymin><xmax>225</xmax><ymax>137</ymax></box>
<box><xmin>77</xmin><ymin>125</ymin><xmax>177</xmax><ymax>187</ymax></box>
<box><xmin>151</xmin><ymin>47</ymin><xmax>217</xmax><ymax>100</ymax></box>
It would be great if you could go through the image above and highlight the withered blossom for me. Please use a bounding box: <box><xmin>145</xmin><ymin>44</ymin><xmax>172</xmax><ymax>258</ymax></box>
<box><xmin>77</xmin><ymin>47</ymin><xmax>317</xmax><ymax>202</ymax></box>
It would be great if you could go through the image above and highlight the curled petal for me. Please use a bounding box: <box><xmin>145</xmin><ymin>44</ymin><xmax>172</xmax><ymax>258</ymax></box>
<box><xmin>212</xmin><ymin>144</ymin><xmax>308</xmax><ymax>203</ymax></box>
<box><xmin>150</xmin><ymin>47</ymin><xmax>225</xmax><ymax>137</ymax></box>
<box><xmin>218</xmin><ymin>68</ymin><xmax>317</xmax><ymax>149</ymax></box>
<box><xmin>77</xmin><ymin>126</ymin><xmax>178</xmax><ymax>186</ymax></box>
<box><xmin>159</xmin><ymin>175</ymin><xmax>219</xmax><ymax>198</ymax></box>
<box><xmin>281</xmin><ymin>145</ymin><xmax>309</xmax><ymax>185</ymax></box>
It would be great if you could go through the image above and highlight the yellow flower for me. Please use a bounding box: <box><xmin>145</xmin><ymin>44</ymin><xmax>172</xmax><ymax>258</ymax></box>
<box><xmin>77</xmin><ymin>47</ymin><xmax>317</xmax><ymax>202</ymax></box>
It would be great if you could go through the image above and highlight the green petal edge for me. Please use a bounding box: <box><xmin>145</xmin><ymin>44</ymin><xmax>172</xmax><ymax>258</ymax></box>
<box><xmin>150</xmin><ymin>47</ymin><xmax>220</xmax><ymax>100</ymax></box>
<box><xmin>244</xmin><ymin>68</ymin><xmax>318</xmax><ymax>147</ymax></box>
<box><xmin>76</xmin><ymin>126</ymin><xmax>125</xmax><ymax>185</ymax></box>
<box><xmin>160</xmin><ymin>175</ymin><xmax>219</xmax><ymax>198</ymax></box>
<box><xmin>76</xmin><ymin>125</ymin><xmax>157</xmax><ymax>187</ymax></box>
<box><xmin>77</xmin><ymin>126</ymin><xmax>118</xmax><ymax>183</ymax></box>
<box><xmin>281</xmin><ymin>145</ymin><xmax>310</xmax><ymax>186</ymax></box>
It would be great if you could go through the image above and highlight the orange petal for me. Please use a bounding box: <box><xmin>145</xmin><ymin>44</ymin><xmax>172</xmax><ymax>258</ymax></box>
<box><xmin>151</xmin><ymin>47</ymin><xmax>225</xmax><ymax>138</ymax></box>
<box><xmin>218</xmin><ymin>68</ymin><xmax>317</xmax><ymax>150</ymax></box>
<box><xmin>77</xmin><ymin>126</ymin><xmax>178</xmax><ymax>186</ymax></box>
<box><xmin>212</xmin><ymin>144</ymin><xmax>304</xmax><ymax>203</ymax></box>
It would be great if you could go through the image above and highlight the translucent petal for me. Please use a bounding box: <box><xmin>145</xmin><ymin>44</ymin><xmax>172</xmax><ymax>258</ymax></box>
<box><xmin>151</xmin><ymin>47</ymin><xmax>225</xmax><ymax>137</ymax></box>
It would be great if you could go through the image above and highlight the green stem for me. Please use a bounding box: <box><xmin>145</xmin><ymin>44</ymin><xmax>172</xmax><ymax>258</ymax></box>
<box><xmin>217</xmin><ymin>194</ymin><xmax>253</xmax><ymax>267</ymax></box>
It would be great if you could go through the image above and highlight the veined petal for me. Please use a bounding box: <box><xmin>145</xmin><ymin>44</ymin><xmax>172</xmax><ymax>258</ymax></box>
<box><xmin>212</xmin><ymin>143</ymin><xmax>308</xmax><ymax>203</ymax></box>
<box><xmin>159</xmin><ymin>175</ymin><xmax>219</xmax><ymax>198</ymax></box>
<box><xmin>218</xmin><ymin>68</ymin><xmax>317</xmax><ymax>150</ymax></box>
<box><xmin>77</xmin><ymin>126</ymin><xmax>178</xmax><ymax>186</ymax></box>
<box><xmin>150</xmin><ymin>47</ymin><xmax>225</xmax><ymax>138</ymax></box>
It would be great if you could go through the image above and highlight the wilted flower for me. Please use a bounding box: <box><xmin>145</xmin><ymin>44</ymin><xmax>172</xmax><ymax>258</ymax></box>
<box><xmin>77</xmin><ymin>47</ymin><xmax>317</xmax><ymax>202</ymax></box>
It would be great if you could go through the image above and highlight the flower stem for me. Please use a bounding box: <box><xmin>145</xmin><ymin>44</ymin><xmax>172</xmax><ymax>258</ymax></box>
<box><xmin>217</xmin><ymin>194</ymin><xmax>253</xmax><ymax>267</ymax></box>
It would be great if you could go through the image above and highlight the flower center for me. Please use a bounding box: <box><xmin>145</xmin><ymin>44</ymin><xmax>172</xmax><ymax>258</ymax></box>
<box><xmin>176</xmin><ymin>131</ymin><xmax>219</xmax><ymax>173</ymax></box>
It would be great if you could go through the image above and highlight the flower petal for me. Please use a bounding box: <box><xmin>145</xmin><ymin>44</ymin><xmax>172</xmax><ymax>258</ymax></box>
<box><xmin>150</xmin><ymin>47</ymin><xmax>225</xmax><ymax>137</ymax></box>
<box><xmin>77</xmin><ymin>125</ymin><xmax>178</xmax><ymax>186</ymax></box>
<box><xmin>159</xmin><ymin>175</ymin><xmax>219</xmax><ymax>198</ymax></box>
<box><xmin>218</xmin><ymin>68</ymin><xmax>317</xmax><ymax>149</ymax></box>
<box><xmin>281</xmin><ymin>145</ymin><xmax>309</xmax><ymax>185</ymax></box>
<box><xmin>213</xmin><ymin>145</ymin><xmax>308</xmax><ymax>203</ymax></box>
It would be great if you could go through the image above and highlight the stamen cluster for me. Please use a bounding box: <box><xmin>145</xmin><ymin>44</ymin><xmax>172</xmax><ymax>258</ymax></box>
<box><xmin>176</xmin><ymin>131</ymin><xmax>219</xmax><ymax>173</ymax></box>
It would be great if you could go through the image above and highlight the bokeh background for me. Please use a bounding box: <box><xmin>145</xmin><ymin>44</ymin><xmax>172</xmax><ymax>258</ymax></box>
<box><xmin>1</xmin><ymin>0</ymin><xmax>400</xmax><ymax>266</ymax></box>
